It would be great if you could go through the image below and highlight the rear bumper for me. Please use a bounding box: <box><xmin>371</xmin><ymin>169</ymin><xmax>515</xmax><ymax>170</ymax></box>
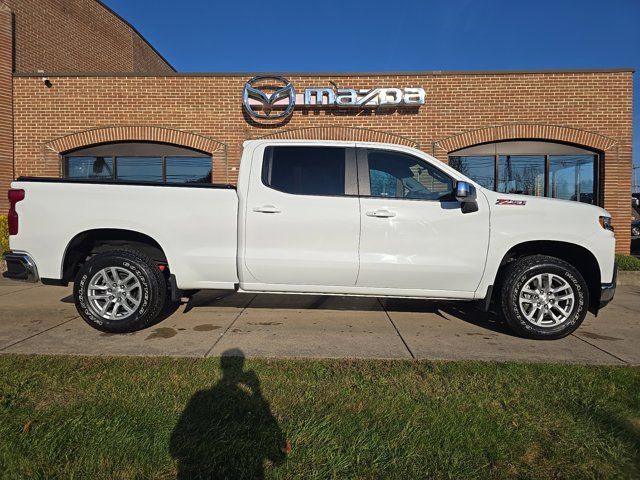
<box><xmin>598</xmin><ymin>264</ymin><xmax>617</xmax><ymax>310</ymax></box>
<box><xmin>2</xmin><ymin>251</ymin><xmax>39</xmax><ymax>283</ymax></box>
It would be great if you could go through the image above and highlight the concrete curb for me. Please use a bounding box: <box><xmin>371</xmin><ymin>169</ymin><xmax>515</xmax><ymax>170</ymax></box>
<box><xmin>617</xmin><ymin>270</ymin><xmax>640</xmax><ymax>287</ymax></box>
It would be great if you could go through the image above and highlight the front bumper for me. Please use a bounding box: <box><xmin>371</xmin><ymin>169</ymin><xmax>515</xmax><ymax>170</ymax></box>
<box><xmin>2</xmin><ymin>251</ymin><xmax>39</xmax><ymax>283</ymax></box>
<box><xmin>598</xmin><ymin>264</ymin><xmax>617</xmax><ymax>310</ymax></box>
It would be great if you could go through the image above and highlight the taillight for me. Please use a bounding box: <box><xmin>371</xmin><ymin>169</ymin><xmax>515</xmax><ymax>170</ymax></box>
<box><xmin>8</xmin><ymin>189</ymin><xmax>25</xmax><ymax>235</ymax></box>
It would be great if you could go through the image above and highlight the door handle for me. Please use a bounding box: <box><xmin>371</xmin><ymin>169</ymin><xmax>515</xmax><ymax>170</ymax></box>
<box><xmin>366</xmin><ymin>209</ymin><xmax>396</xmax><ymax>218</ymax></box>
<box><xmin>253</xmin><ymin>205</ymin><xmax>281</xmax><ymax>214</ymax></box>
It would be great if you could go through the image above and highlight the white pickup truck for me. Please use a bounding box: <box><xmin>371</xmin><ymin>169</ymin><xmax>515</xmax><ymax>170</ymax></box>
<box><xmin>4</xmin><ymin>140</ymin><xmax>616</xmax><ymax>339</ymax></box>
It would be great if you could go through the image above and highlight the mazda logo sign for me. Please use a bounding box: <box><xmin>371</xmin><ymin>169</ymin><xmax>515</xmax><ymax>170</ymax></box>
<box><xmin>242</xmin><ymin>75</ymin><xmax>426</xmax><ymax>121</ymax></box>
<box><xmin>243</xmin><ymin>76</ymin><xmax>296</xmax><ymax>120</ymax></box>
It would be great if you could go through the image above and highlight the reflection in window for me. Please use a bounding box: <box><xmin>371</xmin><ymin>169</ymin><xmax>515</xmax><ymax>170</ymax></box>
<box><xmin>368</xmin><ymin>150</ymin><xmax>453</xmax><ymax>200</ymax></box>
<box><xmin>447</xmin><ymin>143</ymin><xmax>598</xmax><ymax>205</ymax></box>
<box><xmin>549</xmin><ymin>155</ymin><xmax>595</xmax><ymax>204</ymax></box>
<box><xmin>65</xmin><ymin>157</ymin><xmax>113</xmax><ymax>179</ymax></box>
<box><xmin>497</xmin><ymin>156</ymin><xmax>545</xmax><ymax>195</ymax></box>
<box><xmin>370</xmin><ymin>169</ymin><xmax>398</xmax><ymax>197</ymax></box>
<box><xmin>116</xmin><ymin>157</ymin><xmax>163</xmax><ymax>182</ymax></box>
<box><xmin>263</xmin><ymin>146</ymin><xmax>346</xmax><ymax>196</ymax></box>
<box><xmin>166</xmin><ymin>157</ymin><xmax>212</xmax><ymax>183</ymax></box>
<box><xmin>448</xmin><ymin>156</ymin><xmax>495</xmax><ymax>190</ymax></box>
<box><xmin>64</xmin><ymin>144</ymin><xmax>213</xmax><ymax>184</ymax></box>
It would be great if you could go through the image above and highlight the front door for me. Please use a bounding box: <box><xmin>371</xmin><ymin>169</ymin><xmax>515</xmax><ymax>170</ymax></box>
<box><xmin>356</xmin><ymin>146</ymin><xmax>490</xmax><ymax>294</ymax></box>
<box><xmin>242</xmin><ymin>144</ymin><xmax>360</xmax><ymax>288</ymax></box>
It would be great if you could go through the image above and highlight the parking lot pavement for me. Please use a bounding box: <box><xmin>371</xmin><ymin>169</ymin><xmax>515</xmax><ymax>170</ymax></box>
<box><xmin>0</xmin><ymin>282</ymin><xmax>78</xmax><ymax>350</ymax></box>
<box><xmin>0</xmin><ymin>277</ymin><xmax>638</xmax><ymax>364</ymax></box>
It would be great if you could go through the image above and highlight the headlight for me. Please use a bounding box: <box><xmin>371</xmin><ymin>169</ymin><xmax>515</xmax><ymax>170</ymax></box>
<box><xmin>599</xmin><ymin>216</ymin><xmax>614</xmax><ymax>232</ymax></box>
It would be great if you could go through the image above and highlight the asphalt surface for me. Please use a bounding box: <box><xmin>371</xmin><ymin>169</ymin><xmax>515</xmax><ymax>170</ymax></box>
<box><xmin>0</xmin><ymin>277</ymin><xmax>638</xmax><ymax>364</ymax></box>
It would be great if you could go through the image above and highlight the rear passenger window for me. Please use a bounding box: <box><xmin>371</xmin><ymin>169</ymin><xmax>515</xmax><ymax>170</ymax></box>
<box><xmin>263</xmin><ymin>146</ymin><xmax>346</xmax><ymax>196</ymax></box>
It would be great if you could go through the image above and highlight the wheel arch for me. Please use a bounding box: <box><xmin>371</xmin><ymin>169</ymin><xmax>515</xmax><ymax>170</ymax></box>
<box><xmin>494</xmin><ymin>240</ymin><xmax>601</xmax><ymax>312</ymax></box>
<box><xmin>60</xmin><ymin>228</ymin><xmax>169</xmax><ymax>284</ymax></box>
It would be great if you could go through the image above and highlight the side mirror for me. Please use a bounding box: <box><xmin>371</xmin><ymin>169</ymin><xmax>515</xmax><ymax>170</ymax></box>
<box><xmin>455</xmin><ymin>181</ymin><xmax>476</xmax><ymax>202</ymax></box>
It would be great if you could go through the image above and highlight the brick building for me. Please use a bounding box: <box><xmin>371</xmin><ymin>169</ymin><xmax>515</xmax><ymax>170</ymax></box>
<box><xmin>0</xmin><ymin>0</ymin><xmax>634</xmax><ymax>253</ymax></box>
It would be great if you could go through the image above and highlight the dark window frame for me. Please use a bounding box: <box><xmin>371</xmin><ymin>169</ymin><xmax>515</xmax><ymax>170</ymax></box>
<box><xmin>448</xmin><ymin>148</ymin><xmax>600</xmax><ymax>205</ymax></box>
<box><xmin>358</xmin><ymin>147</ymin><xmax>456</xmax><ymax>202</ymax></box>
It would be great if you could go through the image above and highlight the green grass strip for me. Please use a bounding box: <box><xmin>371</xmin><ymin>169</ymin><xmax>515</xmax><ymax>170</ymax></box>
<box><xmin>0</xmin><ymin>354</ymin><xmax>638</xmax><ymax>479</ymax></box>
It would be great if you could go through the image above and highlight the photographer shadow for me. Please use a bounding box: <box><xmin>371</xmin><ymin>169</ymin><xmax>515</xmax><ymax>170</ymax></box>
<box><xmin>170</xmin><ymin>349</ymin><xmax>287</xmax><ymax>479</ymax></box>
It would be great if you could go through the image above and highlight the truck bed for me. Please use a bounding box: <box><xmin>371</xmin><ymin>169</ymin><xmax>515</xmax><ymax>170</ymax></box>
<box><xmin>9</xmin><ymin>178</ymin><xmax>240</xmax><ymax>289</ymax></box>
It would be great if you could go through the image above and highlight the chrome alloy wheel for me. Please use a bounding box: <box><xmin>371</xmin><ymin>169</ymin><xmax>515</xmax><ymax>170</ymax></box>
<box><xmin>87</xmin><ymin>266</ymin><xmax>142</xmax><ymax>320</ymax></box>
<box><xmin>518</xmin><ymin>273</ymin><xmax>575</xmax><ymax>327</ymax></box>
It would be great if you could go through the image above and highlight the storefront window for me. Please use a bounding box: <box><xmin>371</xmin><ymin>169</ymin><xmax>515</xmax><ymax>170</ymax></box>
<box><xmin>116</xmin><ymin>157</ymin><xmax>163</xmax><ymax>182</ymax></box>
<box><xmin>497</xmin><ymin>155</ymin><xmax>545</xmax><ymax>196</ymax></box>
<box><xmin>166</xmin><ymin>157</ymin><xmax>213</xmax><ymax>184</ymax></box>
<box><xmin>64</xmin><ymin>142</ymin><xmax>212</xmax><ymax>184</ymax></box>
<box><xmin>448</xmin><ymin>141</ymin><xmax>598</xmax><ymax>204</ymax></box>
<box><xmin>448</xmin><ymin>156</ymin><xmax>495</xmax><ymax>190</ymax></box>
<box><xmin>549</xmin><ymin>155</ymin><xmax>595</xmax><ymax>203</ymax></box>
<box><xmin>65</xmin><ymin>156</ymin><xmax>113</xmax><ymax>179</ymax></box>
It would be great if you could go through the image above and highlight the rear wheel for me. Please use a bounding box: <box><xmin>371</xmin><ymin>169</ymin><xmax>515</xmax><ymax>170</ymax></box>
<box><xmin>500</xmin><ymin>255</ymin><xmax>588</xmax><ymax>340</ymax></box>
<box><xmin>74</xmin><ymin>249</ymin><xmax>166</xmax><ymax>333</ymax></box>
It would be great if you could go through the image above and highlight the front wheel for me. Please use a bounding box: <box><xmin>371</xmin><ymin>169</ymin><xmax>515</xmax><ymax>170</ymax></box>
<box><xmin>500</xmin><ymin>255</ymin><xmax>589</xmax><ymax>340</ymax></box>
<box><xmin>74</xmin><ymin>249</ymin><xmax>167</xmax><ymax>333</ymax></box>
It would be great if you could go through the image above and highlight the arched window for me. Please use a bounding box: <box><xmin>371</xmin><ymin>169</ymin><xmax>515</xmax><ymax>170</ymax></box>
<box><xmin>63</xmin><ymin>142</ymin><xmax>212</xmax><ymax>184</ymax></box>
<box><xmin>448</xmin><ymin>141</ymin><xmax>599</xmax><ymax>205</ymax></box>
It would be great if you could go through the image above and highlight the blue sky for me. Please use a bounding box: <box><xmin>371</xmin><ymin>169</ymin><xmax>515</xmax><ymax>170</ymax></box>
<box><xmin>103</xmin><ymin>0</ymin><xmax>639</xmax><ymax>173</ymax></box>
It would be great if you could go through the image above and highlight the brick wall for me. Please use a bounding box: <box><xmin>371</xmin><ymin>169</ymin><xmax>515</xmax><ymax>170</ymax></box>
<box><xmin>132</xmin><ymin>35</ymin><xmax>173</xmax><ymax>74</ymax></box>
<box><xmin>3</xmin><ymin>0</ymin><xmax>173</xmax><ymax>73</ymax></box>
<box><xmin>11</xmin><ymin>71</ymin><xmax>633</xmax><ymax>252</ymax></box>
<box><xmin>0</xmin><ymin>4</ymin><xmax>12</xmax><ymax>213</ymax></box>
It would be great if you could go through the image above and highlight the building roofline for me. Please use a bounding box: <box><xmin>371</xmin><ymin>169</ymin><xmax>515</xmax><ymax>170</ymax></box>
<box><xmin>95</xmin><ymin>0</ymin><xmax>176</xmax><ymax>73</ymax></box>
<box><xmin>13</xmin><ymin>67</ymin><xmax>634</xmax><ymax>78</ymax></box>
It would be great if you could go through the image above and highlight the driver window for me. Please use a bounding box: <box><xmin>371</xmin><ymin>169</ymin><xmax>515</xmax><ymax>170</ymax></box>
<box><xmin>367</xmin><ymin>150</ymin><xmax>454</xmax><ymax>200</ymax></box>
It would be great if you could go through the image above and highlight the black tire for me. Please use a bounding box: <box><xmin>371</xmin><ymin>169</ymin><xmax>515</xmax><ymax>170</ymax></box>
<box><xmin>74</xmin><ymin>249</ymin><xmax>166</xmax><ymax>333</ymax></box>
<box><xmin>500</xmin><ymin>255</ymin><xmax>589</xmax><ymax>340</ymax></box>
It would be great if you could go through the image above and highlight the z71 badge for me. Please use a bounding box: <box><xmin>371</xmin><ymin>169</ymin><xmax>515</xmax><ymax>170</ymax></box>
<box><xmin>496</xmin><ymin>199</ymin><xmax>527</xmax><ymax>206</ymax></box>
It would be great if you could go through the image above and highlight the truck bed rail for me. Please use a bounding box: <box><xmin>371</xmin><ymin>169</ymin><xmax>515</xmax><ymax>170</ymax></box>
<box><xmin>15</xmin><ymin>177</ymin><xmax>236</xmax><ymax>189</ymax></box>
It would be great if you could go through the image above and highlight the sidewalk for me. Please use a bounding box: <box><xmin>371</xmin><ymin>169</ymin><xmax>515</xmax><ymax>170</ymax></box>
<box><xmin>1</xmin><ymin>278</ymin><xmax>638</xmax><ymax>364</ymax></box>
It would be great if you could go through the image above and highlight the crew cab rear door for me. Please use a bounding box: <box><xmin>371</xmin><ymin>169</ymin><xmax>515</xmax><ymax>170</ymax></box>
<box><xmin>242</xmin><ymin>143</ymin><xmax>360</xmax><ymax>288</ymax></box>
<box><xmin>356</xmin><ymin>145</ymin><xmax>490</xmax><ymax>294</ymax></box>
